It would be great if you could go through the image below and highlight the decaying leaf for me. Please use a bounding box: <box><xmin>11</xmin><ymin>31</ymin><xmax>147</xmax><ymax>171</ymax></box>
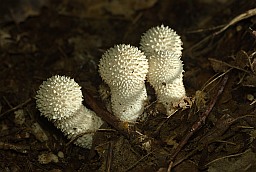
<box><xmin>165</xmin><ymin>135</ymin><xmax>179</xmax><ymax>148</ymax></box>
<box><xmin>233</xmin><ymin>50</ymin><xmax>250</xmax><ymax>69</ymax></box>
<box><xmin>195</xmin><ymin>90</ymin><xmax>208</xmax><ymax>110</ymax></box>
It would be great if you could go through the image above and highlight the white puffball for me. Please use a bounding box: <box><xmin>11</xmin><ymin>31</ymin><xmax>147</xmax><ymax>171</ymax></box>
<box><xmin>99</xmin><ymin>44</ymin><xmax>149</xmax><ymax>122</ymax></box>
<box><xmin>36</xmin><ymin>75</ymin><xmax>83</xmax><ymax>120</ymax></box>
<box><xmin>36</xmin><ymin>75</ymin><xmax>103</xmax><ymax>148</ymax></box>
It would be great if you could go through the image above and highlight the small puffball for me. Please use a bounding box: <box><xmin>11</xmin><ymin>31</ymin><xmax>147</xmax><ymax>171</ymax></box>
<box><xmin>36</xmin><ymin>75</ymin><xmax>104</xmax><ymax>148</ymax></box>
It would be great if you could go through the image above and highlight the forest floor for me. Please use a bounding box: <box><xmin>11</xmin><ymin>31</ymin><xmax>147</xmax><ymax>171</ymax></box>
<box><xmin>0</xmin><ymin>0</ymin><xmax>256</xmax><ymax>171</ymax></box>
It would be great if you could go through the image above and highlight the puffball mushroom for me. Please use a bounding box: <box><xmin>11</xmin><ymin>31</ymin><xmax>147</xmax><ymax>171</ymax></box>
<box><xmin>140</xmin><ymin>25</ymin><xmax>186</xmax><ymax>113</ymax></box>
<box><xmin>140</xmin><ymin>25</ymin><xmax>183</xmax><ymax>57</ymax></box>
<box><xmin>98</xmin><ymin>44</ymin><xmax>148</xmax><ymax>122</ymax></box>
<box><xmin>36</xmin><ymin>75</ymin><xmax>103</xmax><ymax>148</ymax></box>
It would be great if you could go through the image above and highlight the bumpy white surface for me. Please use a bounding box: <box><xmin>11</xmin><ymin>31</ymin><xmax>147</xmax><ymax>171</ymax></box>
<box><xmin>99</xmin><ymin>44</ymin><xmax>148</xmax><ymax>90</ymax></box>
<box><xmin>99</xmin><ymin>44</ymin><xmax>148</xmax><ymax>122</ymax></box>
<box><xmin>54</xmin><ymin>105</ymin><xmax>103</xmax><ymax>148</ymax></box>
<box><xmin>140</xmin><ymin>25</ymin><xmax>183</xmax><ymax>57</ymax></box>
<box><xmin>147</xmin><ymin>51</ymin><xmax>183</xmax><ymax>85</ymax></box>
<box><xmin>36</xmin><ymin>75</ymin><xmax>83</xmax><ymax>120</ymax></box>
<box><xmin>36</xmin><ymin>75</ymin><xmax>103</xmax><ymax>148</ymax></box>
<box><xmin>154</xmin><ymin>74</ymin><xmax>186</xmax><ymax>107</ymax></box>
<box><xmin>110</xmin><ymin>86</ymin><xmax>147</xmax><ymax>122</ymax></box>
<box><xmin>140</xmin><ymin>25</ymin><xmax>186</xmax><ymax>111</ymax></box>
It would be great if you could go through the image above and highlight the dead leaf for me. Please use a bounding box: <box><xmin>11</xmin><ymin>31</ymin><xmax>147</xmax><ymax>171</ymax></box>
<box><xmin>234</xmin><ymin>50</ymin><xmax>249</xmax><ymax>69</ymax></box>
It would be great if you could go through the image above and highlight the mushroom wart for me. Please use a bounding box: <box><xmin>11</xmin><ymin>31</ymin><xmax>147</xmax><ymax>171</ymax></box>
<box><xmin>98</xmin><ymin>44</ymin><xmax>149</xmax><ymax>122</ymax></box>
<box><xmin>36</xmin><ymin>75</ymin><xmax>103</xmax><ymax>148</ymax></box>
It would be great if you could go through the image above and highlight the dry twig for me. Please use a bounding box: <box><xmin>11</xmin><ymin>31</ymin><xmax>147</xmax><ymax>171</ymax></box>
<box><xmin>167</xmin><ymin>74</ymin><xmax>229</xmax><ymax>172</ymax></box>
<box><xmin>189</xmin><ymin>8</ymin><xmax>256</xmax><ymax>55</ymax></box>
<box><xmin>83</xmin><ymin>90</ymin><xmax>131</xmax><ymax>139</ymax></box>
<box><xmin>0</xmin><ymin>98</ymin><xmax>32</xmax><ymax>118</ymax></box>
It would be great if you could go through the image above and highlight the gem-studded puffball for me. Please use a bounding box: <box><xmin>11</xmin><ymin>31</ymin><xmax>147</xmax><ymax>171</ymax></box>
<box><xmin>140</xmin><ymin>25</ymin><xmax>183</xmax><ymax>57</ymax></box>
<box><xmin>36</xmin><ymin>75</ymin><xmax>83</xmax><ymax>120</ymax></box>
<box><xmin>146</xmin><ymin>51</ymin><xmax>186</xmax><ymax>111</ymax></box>
<box><xmin>36</xmin><ymin>75</ymin><xmax>103</xmax><ymax>148</ymax></box>
<box><xmin>99</xmin><ymin>44</ymin><xmax>148</xmax><ymax>122</ymax></box>
<box><xmin>140</xmin><ymin>25</ymin><xmax>186</xmax><ymax>113</ymax></box>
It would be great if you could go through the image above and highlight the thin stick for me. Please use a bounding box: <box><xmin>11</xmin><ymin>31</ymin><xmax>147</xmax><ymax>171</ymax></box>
<box><xmin>106</xmin><ymin>141</ymin><xmax>114</xmax><ymax>172</ymax></box>
<box><xmin>66</xmin><ymin>129</ymin><xmax>116</xmax><ymax>147</ymax></box>
<box><xmin>208</xmin><ymin>58</ymin><xmax>251</xmax><ymax>74</ymax></box>
<box><xmin>205</xmin><ymin>149</ymin><xmax>250</xmax><ymax>167</ymax></box>
<box><xmin>0</xmin><ymin>98</ymin><xmax>32</xmax><ymax>118</ymax></box>
<box><xmin>167</xmin><ymin>74</ymin><xmax>229</xmax><ymax>172</ymax></box>
<box><xmin>125</xmin><ymin>150</ymin><xmax>155</xmax><ymax>172</ymax></box>
<box><xmin>83</xmin><ymin>90</ymin><xmax>130</xmax><ymax>138</ymax></box>
<box><xmin>201</xmin><ymin>68</ymin><xmax>232</xmax><ymax>92</ymax></box>
<box><xmin>189</xmin><ymin>8</ymin><xmax>256</xmax><ymax>54</ymax></box>
<box><xmin>214</xmin><ymin>8</ymin><xmax>256</xmax><ymax>36</ymax></box>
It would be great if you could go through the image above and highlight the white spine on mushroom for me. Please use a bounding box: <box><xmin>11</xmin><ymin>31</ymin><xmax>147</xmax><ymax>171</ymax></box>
<box><xmin>140</xmin><ymin>25</ymin><xmax>186</xmax><ymax>113</ymax></box>
<box><xmin>140</xmin><ymin>25</ymin><xmax>183</xmax><ymax>57</ymax></box>
<box><xmin>36</xmin><ymin>75</ymin><xmax>103</xmax><ymax>148</ymax></box>
<box><xmin>98</xmin><ymin>44</ymin><xmax>148</xmax><ymax>122</ymax></box>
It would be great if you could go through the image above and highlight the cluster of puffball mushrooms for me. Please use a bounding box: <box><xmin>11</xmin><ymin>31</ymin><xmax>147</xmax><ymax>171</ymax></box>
<box><xmin>36</xmin><ymin>25</ymin><xmax>186</xmax><ymax>148</ymax></box>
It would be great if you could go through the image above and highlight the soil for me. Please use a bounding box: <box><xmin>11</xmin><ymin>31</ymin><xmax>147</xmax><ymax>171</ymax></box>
<box><xmin>0</xmin><ymin>0</ymin><xmax>256</xmax><ymax>172</ymax></box>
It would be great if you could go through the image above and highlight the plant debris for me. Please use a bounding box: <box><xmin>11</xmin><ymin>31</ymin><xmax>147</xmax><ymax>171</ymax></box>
<box><xmin>0</xmin><ymin>0</ymin><xmax>256</xmax><ymax>171</ymax></box>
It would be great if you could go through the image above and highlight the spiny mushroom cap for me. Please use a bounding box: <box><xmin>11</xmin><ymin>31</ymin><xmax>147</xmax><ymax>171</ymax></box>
<box><xmin>147</xmin><ymin>51</ymin><xmax>183</xmax><ymax>85</ymax></box>
<box><xmin>55</xmin><ymin>105</ymin><xmax>103</xmax><ymax>148</ymax></box>
<box><xmin>98</xmin><ymin>44</ymin><xmax>148</xmax><ymax>90</ymax></box>
<box><xmin>140</xmin><ymin>25</ymin><xmax>183</xmax><ymax>57</ymax></box>
<box><xmin>36</xmin><ymin>75</ymin><xmax>83</xmax><ymax>120</ymax></box>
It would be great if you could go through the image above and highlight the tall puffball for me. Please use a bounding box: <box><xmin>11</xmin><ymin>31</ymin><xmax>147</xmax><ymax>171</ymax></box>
<box><xmin>140</xmin><ymin>25</ymin><xmax>186</xmax><ymax>114</ymax></box>
<box><xmin>99</xmin><ymin>44</ymin><xmax>149</xmax><ymax>122</ymax></box>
